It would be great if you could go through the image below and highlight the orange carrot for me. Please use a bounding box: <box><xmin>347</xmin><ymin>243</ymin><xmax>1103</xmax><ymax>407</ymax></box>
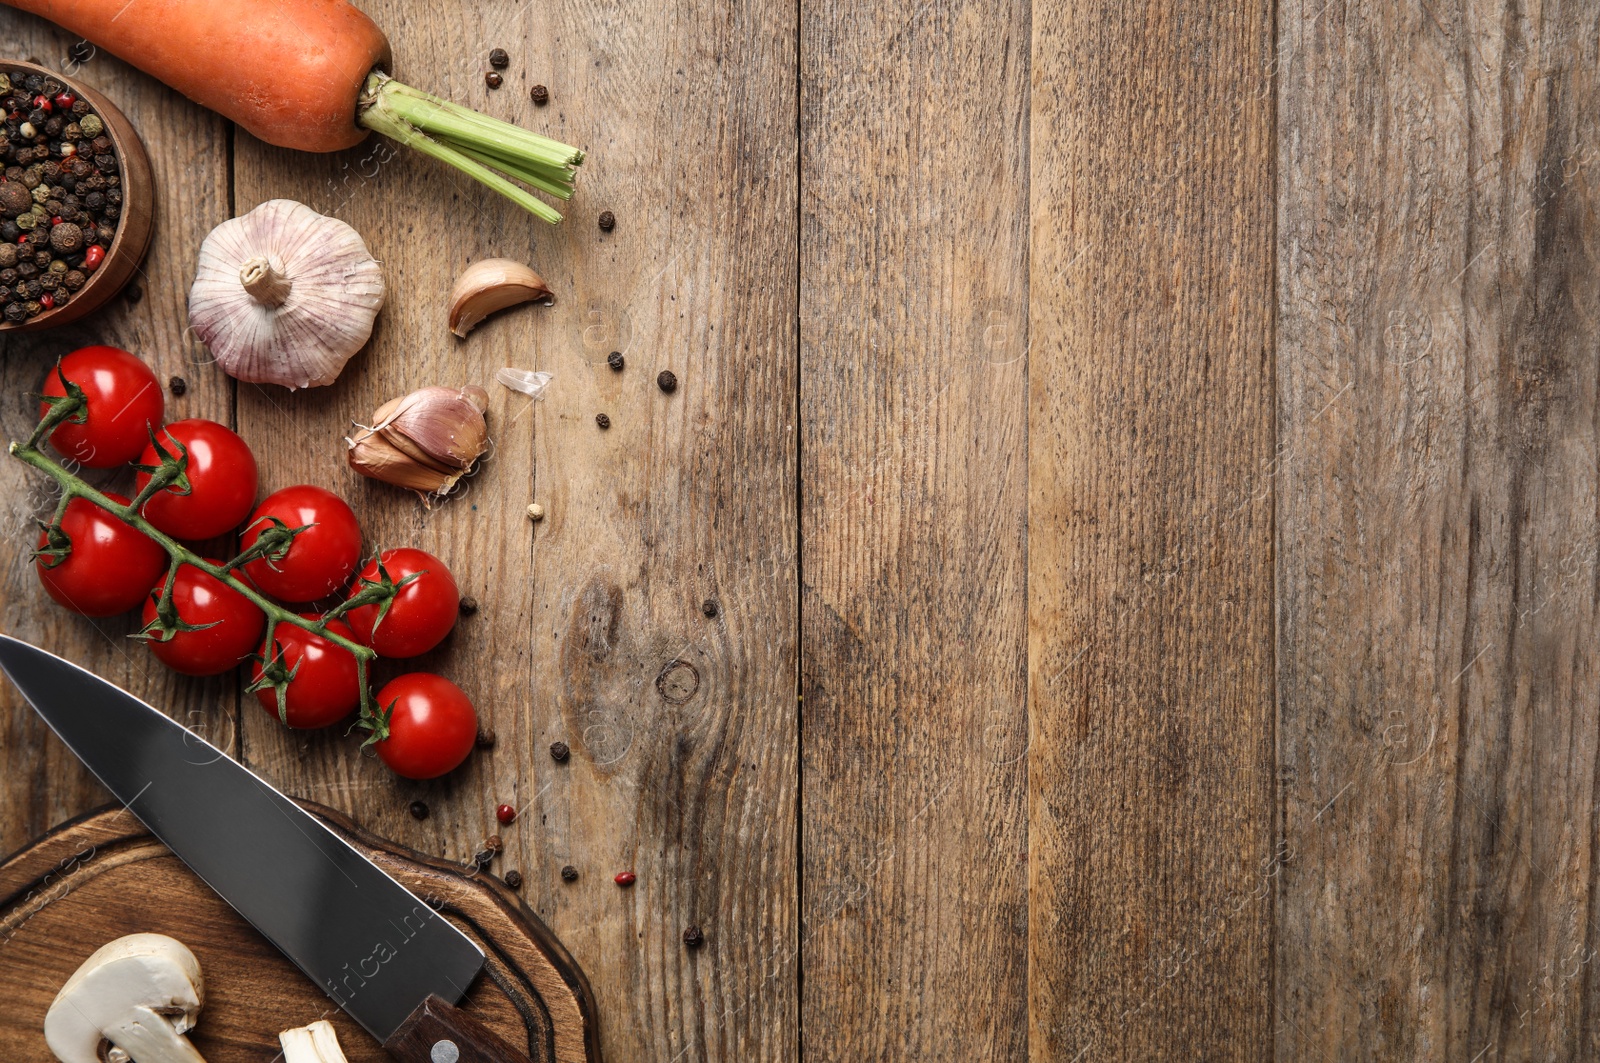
<box><xmin>3</xmin><ymin>0</ymin><xmax>585</xmax><ymax>221</ymax></box>
<box><xmin>7</xmin><ymin>0</ymin><xmax>389</xmax><ymax>152</ymax></box>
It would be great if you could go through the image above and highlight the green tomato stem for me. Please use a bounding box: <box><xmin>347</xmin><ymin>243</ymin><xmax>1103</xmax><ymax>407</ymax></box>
<box><xmin>8</xmin><ymin>440</ymin><xmax>379</xmax><ymax>674</ymax></box>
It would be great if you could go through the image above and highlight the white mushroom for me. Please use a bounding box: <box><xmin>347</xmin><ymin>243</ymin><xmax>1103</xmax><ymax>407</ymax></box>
<box><xmin>278</xmin><ymin>1020</ymin><xmax>349</xmax><ymax>1063</ymax></box>
<box><xmin>45</xmin><ymin>934</ymin><xmax>207</xmax><ymax>1063</ymax></box>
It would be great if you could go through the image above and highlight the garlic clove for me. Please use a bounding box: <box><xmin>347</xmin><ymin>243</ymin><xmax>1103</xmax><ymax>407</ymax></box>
<box><xmin>348</xmin><ymin>385</ymin><xmax>491</xmax><ymax>497</ymax></box>
<box><xmin>448</xmin><ymin>258</ymin><xmax>553</xmax><ymax>338</ymax></box>
<box><xmin>189</xmin><ymin>200</ymin><xmax>385</xmax><ymax>390</ymax></box>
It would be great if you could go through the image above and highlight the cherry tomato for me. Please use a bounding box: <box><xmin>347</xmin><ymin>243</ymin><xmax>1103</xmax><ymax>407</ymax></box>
<box><xmin>239</xmin><ymin>486</ymin><xmax>362</xmax><ymax>603</ymax></box>
<box><xmin>35</xmin><ymin>492</ymin><xmax>165</xmax><ymax>616</ymax></box>
<box><xmin>135</xmin><ymin>419</ymin><xmax>258</xmax><ymax>541</ymax></box>
<box><xmin>141</xmin><ymin>561</ymin><xmax>265</xmax><ymax>676</ymax></box>
<box><xmin>251</xmin><ymin>617</ymin><xmax>361</xmax><ymax>728</ymax></box>
<box><xmin>371</xmin><ymin>673</ymin><xmax>477</xmax><ymax>779</ymax></box>
<box><xmin>345</xmin><ymin>548</ymin><xmax>459</xmax><ymax>658</ymax></box>
<box><xmin>39</xmin><ymin>346</ymin><xmax>163</xmax><ymax>468</ymax></box>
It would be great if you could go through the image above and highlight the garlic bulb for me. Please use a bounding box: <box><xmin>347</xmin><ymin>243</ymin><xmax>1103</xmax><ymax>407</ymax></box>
<box><xmin>188</xmin><ymin>200</ymin><xmax>386</xmax><ymax>390</ymax></box>
<box><xmin>347</xmin><ymin>385</ymin><xmax>490</xmax><ymax>496</ymax></box>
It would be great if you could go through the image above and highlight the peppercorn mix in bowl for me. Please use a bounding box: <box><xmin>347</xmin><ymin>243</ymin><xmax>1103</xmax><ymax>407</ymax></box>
<box><xmin>0</xmin><ymin>60</ymin><xmax>152</xmax><ymax>331</ymax></box>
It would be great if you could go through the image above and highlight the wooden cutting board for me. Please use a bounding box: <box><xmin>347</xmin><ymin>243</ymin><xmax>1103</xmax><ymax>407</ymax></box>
<box><xmin>0</xmin><ymin>803</ymin><xmax>600</xmax><ymax>1063</ymax></box>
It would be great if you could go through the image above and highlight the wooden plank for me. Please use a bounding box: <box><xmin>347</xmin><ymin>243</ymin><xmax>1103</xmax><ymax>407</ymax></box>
<box><xmin>233</xmin><ymin>2</ymin><xmax>799</xmax><ymax>1062</ymax></box>
<box><xmin>1275</xmin><ymin>1</ymin><xmax>1600</xmax><ymax>1058</ymax></box>
<box><xmin>0</xmin><ymin>21</ymin><xmax>233</xmax><ymax>855</ymax></box>
<box><xmin>1027</xmin><ymin>0</ymin><xmax>1277</xmax><ymax>1056</ymax></box>
<box><xmin>799</xmin><ymin>0</ymin><xmax>1030</xmax><ymax>1057</ymax></box>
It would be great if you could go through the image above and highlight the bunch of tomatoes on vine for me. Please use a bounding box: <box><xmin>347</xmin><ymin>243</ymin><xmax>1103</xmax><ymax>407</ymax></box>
<box><xmin>13</xmin><ymin>345</ymin><xmax>478</xmax><ymax>780</ymax></box>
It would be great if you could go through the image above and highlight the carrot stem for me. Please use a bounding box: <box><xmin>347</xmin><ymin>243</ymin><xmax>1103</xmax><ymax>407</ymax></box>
<box><xmin>357</xmin><ymin>71</ymin><xmax>581</xmax><ymax>223</ymax></box>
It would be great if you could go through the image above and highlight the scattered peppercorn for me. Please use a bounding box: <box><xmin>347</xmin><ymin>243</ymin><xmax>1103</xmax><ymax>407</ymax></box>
<box><xmin>409</xmin><ymin>800</ymin><xmax>430</xmax><ymax>820</ymax></box>
<box><xmin>683</xmin><ymin>925</ymin><xmax>705</xmax><ymax>948</ymax></box>
<box><xmin>68</xmin><ymin>41</ymin><xmax>93</xmax><ymax>64</ymax></box>
<box><xmin>168</xmin><ymin>375</ymin><xmax>187</xmax><ymax>396</ymax></box>
<box><xmin>657</xmin><ymin>370</ymin><xmax>678</xmax><ymax>393</ymax></box>
<box><xmin>595</xmin><ymin>413</ymin><xmax>611</xmax><ymax>429</ymax></box>
<box><xmin>459</xmin><ymin>595</ymin><xmax>480</xmax><ymax>616</ymax></box>
<box><xmin>496</xmin><ymin>803</ymin><xmax>516</xmax><ymax>824</ymax></box>
<box><xmin>614</xmin><ymin>871</ymin><xmax>637</xmax><ymax>888</ymax></box>
<box><xmin>476</xmin><ymin>726</ymin><xmax>498</xmax><ymax>749</ymax></box>
<box><xmin>702</xmin><ymin>599</ymin><xmax>719</xmax><ymax>618</ymax></box>
<box><xmin>607</xmin><ymin>350</ymin><xmax>624</xmax><ymax>371</ymax></box>
<box><xmin>561</xmin><ymin>865</ymin><xmax>578</xmax><ymax>882</ymax></box>
<box><xmin>597</xmin><ymin>210</ymin><xmax>615</xmax><ymax>231</ymax></box>
<box><xmin>530</xmin><ymin>84</ymin><xmax>549</xmax><ymax>106</ymax></box>
<box><xmin>485</xmin><ymin>71</ymin><xmax>503</xmax><ymax>90</ymax></box>
<box><xmin>527</xmin><ymin>503</ymin><xmax>545</xmax><ymax>521</ymax></box>
<box><xmin>549</xmin><ymin>740</ymin><xmax>570</xmax><ymax>762</ymax></box>
<box><xmin>472</xmin><ymin>849</ymin><xmax>494</xmax><ymax>869</ymax></box>
<box><xmin>485</xmin><ymin>834</ymin><xmax>504</xmax><ymax>854</ymax></box>
<box><xmin>504</xmin><ymin>870</ymin><xmax>523</xmax><ymax>889</ymax></box>
<box><xmin>489</xmin><ymin>48</ymin><xmax>510</xmax><ymax>69</ymax></box>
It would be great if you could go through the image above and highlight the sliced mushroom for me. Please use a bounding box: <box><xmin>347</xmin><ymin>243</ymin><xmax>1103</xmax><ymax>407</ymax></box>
<box><xmin>278</xmin><ymin>1020</ymin><xmax>350</xmax><ymax>1063</ymax></box>
<box><xmin>44</xmin><ymin>934</ymin><xmax>207</xmax><ymax>1063</ymax></box>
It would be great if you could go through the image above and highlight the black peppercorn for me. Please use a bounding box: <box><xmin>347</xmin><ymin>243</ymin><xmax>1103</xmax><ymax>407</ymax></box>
<box><xmin>607</xmin><ymin>350</ymin><xmax>624</xmax><ymax>371</ymax></box>
<box><xmin>62</xmin><ymin>269</ymin><xmax>84</xmax><ymax>290</ymax></box>
<box><xmin>530</xmin><ymin>84</ymin><xmax>549</xmax><ymax>106</ymax></box>
<box><xmin>485</xmin><ymin>834</ymin><xmax>504</xmax><ymax>855</ymax></box>
<box><xmin>560</xmin><ymin>865</ymin><xmax>578</xmax><ymax>882</ymax></box>
<box><xmin>1</xmin><ymin>268</ymin><xmax>18</xmax><ymax>285</ymax></box>
<box><xmin>485</xmin><ymin>71</ymin><xmax>503</xmax><ymax>90</ymax></box>
<box><xmin>4</xmin><ymin>302</ymin><xmax>24</xmax><ymax>323</ymax></box>
<box><xmin>94</xmin><ymin>154</ymin><xmax>115</xmax><ymax>173</ymax></box>
<box><xmin>459</xmin><ymin>595</ymin><xmax>480</xmax><ymax>615</ymax></box>
<box><xmin>168</xmin><ymin>375</ymin><xmax>186</xmax><ymax>396</ymax></box>
<box><xmin>489</xmin><ymin>48</ymin><xmax>510</xmax><ymax>69</ymax></box>
<box><xmin>476</xmin><ymin>726</ymin><xmax>498</xmax><ymax>749</ymax></box>
<box><xmin>409</xmin><ymin>800</ymin><xmax>429</xmax><ymax>820</ymax></box>
<box><xmin>549</xmin><ymin>741</ymin><xmax>570</xmax><ymax>762</ymax></box>
<box><xmin>69</xmin><ymin>41</ymin><xmax>93</xmax><ymax>63</ymax></box>
<box><xmin>472</xmin><ymin>849</ymin><xmax>494</xmax><ymax>869</ymax></box>
<box><xmin>702</xmin><ymin>599</ymin><xmax>719</xmax><ymax>618</ymax></box>
<box><xmin>33</xmin><ymin>249</ymin><xmax>51</xmax><ymax>269</ymax></box>
<box><xmin>683</xmin><ymin>926</ymin><xmax>705</xmax><ymax>948</ymax></box>
<box><xmin>595</xmin><ymin>413</ymin><xmax>611</xmax><ymax>429</ymax></box>
<box><xmin>657</xmin><ymin>370</ymin><xmax>678</xmax><ymax>393</ymax></box>
<box><xmin>597</xmin><ymin>209</ymin><xmax>615</xmax><ymax>231</ymax></box>
<box><xmin>504</xmin><ymin>870</ymin><xmax>523</xmax><ymax>889</ymax></box>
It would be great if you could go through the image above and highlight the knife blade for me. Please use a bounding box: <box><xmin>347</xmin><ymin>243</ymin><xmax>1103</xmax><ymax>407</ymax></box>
<box><xmin>0</xmin><ymin>635</ymin><xmax>533</xmax><ymax>1062</ymax></box>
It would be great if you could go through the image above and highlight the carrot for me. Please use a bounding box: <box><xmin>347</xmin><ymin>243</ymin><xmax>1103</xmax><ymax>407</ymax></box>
<box><xmin>3</xmin><ymin>0</ymin><xmax>584</xmax><ymax>221</ymax></box>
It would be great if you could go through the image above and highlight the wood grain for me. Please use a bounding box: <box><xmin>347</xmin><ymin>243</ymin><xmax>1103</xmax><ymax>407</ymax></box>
<box><xmin>1275</xmin><ymin>1</ymin><xmax>1600</xmax><ymax>1058</ymax></box>
<box><xmin>799</xmin><ymin>0</ymin><xmax>1031</xmax><ymax>1057</ymax></box>
<box><xmin>0</xmin><ymin>803</ymin><xmax>599</xmax><ymax>1063</ymax></box>
<box><xmin>232</xmin><ymin>3</ymin><xmax>800</xmax><ymax>1063</ymax></box>
<box><xmin>0</xmin><ymin>23</ymin><xmax>232</xmax><ymax>853</ymax></box>
<box><xmin>1027</xmin><ymin>0</ymin><xmax>1278</xmax><ymax>1057</ymax></box>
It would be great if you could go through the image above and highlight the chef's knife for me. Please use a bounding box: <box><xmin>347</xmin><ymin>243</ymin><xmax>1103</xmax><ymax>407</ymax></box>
<box><xmin>0</xmin><ymin>635</ymin><xmax>543</xmax><ymax>1063</ymax></box>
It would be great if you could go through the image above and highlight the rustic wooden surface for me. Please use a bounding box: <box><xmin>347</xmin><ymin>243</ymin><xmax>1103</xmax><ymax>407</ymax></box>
<box><xmin>0</xmin><ymin>0</ymin><xmax>1594</xmax><ymax>1059</ymax></box>
<box><xmin>0</xmin><ymin>803</ymin><xmax>598</xmax><ymax>1063</ymax></box>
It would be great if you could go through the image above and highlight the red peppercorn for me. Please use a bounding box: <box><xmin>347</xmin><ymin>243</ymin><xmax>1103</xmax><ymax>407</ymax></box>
<box><xmin>52</xmin><ymin>92</ymin><xmax>74</xmax><ymax>111</ymax></box>
<box><xmin>16</xmin><ymin>234</ymin><xmax>26</xmax><ymax>245</ymax></box>
<box><xmin>50</xmin><ymin>216</ymin><xmax>62</xmax><ymax>226</ymax></box>
<box><xmin>614</xmin><ymin>871</ymin><xmax>636</xmax><ymax>888</ymax></box>
<box><xmin>495</xmin><ymin>803</ymin><xmax>516</xmax><ymax>824</ymax></box>
<box><xmin>83</xmin><ymin>244</ymin><xmax>104</xmax><ymax>270</ymax></box>
<box><xmin>39</xmin><ymin>292</ymin><xmax>53</xmax><ymax>309</ymax></box>
<box><xmin>32</xmin><ymin>95</ymin><xmax>51</xmax><ymax>113</ymax></box>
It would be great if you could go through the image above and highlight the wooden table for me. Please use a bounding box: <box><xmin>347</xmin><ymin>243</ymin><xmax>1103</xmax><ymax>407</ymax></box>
<box><xmin>0</xmin><ymin>1</ymin><xmax>1594</xmax><ymax>1059</ymax></box>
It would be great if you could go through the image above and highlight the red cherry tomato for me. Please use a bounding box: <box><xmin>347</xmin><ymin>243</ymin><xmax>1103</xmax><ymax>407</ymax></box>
<box><xmin>345</xmin><ymin>548</ymin><xmax>459</xmax><ymax>658</ymax></box>
<box><xmin>39</xmin><ymin>346</ymin><xmax>164</xmax><ymax>468</ymax></box>
<box><xmin>239</xmin><ymin>486</ymin><xmax>362</xmax><ymax>603</ymax></box>
<box><xmin>141</xmin><ymin>561</ymin><xmax>265</xmax><ymax>676</ymax></box>
<box><xmin>35</xmin><ymin>492</ymin><xmax>165</xmax><ymax>617</ymax></box>
<box><xmin>134</xmin><ymin>419</ymin><xmax>258</xmax><ymax>541</ymax></box>
<box><xmin>370</xmin><ymin>673</ymin><xmax>478</xmax><ymax>779</ymax></box>
<box><xmin>250</xmin><ymin>617</ymin><xmax>361</xmax><ymax>728</ymax></box>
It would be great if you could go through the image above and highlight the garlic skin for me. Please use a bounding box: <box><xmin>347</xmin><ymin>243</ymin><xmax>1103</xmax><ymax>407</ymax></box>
<box><xmin>448</xmin><ymin>258</ymin><xmax>553</xmax><ymax>337</ymax></box>
<box><xmin>347</xmin><ymin>385</ymin><xmax>490</xmax><ymax>496</ymax></box>
<box><xmin>189</xmin><ymin>200</ymin><xmax>386</xmax><ymax>390</ymax></box>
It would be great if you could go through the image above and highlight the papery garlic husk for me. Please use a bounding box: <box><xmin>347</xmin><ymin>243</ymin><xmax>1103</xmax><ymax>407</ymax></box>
<box><xmin>448</xmin><ymin>258</ymin><xmax>553</xmax><ymax>337</ymax></box>
<box><xmin>189</xmin><ymin>199</ymin><xmax>386</xmax><ymax>390</ymax></box>
<box><xmin>347</xmin><ymin>385</ymin><xmax>490</xmax><ymax>496</ymax></box>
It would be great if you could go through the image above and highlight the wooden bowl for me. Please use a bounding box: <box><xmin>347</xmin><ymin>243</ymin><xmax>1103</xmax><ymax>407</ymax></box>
<box><xmin>0</xmin><ymin>60</ymin><xmax>153</xmax><ymax>332</ymax></box>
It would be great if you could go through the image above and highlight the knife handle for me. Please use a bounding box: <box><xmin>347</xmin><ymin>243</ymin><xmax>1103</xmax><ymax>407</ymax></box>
<box><xmin>383</xmin><ymin>994</ymin><xmax>546</xmax><ymax>1063</ymax></box>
